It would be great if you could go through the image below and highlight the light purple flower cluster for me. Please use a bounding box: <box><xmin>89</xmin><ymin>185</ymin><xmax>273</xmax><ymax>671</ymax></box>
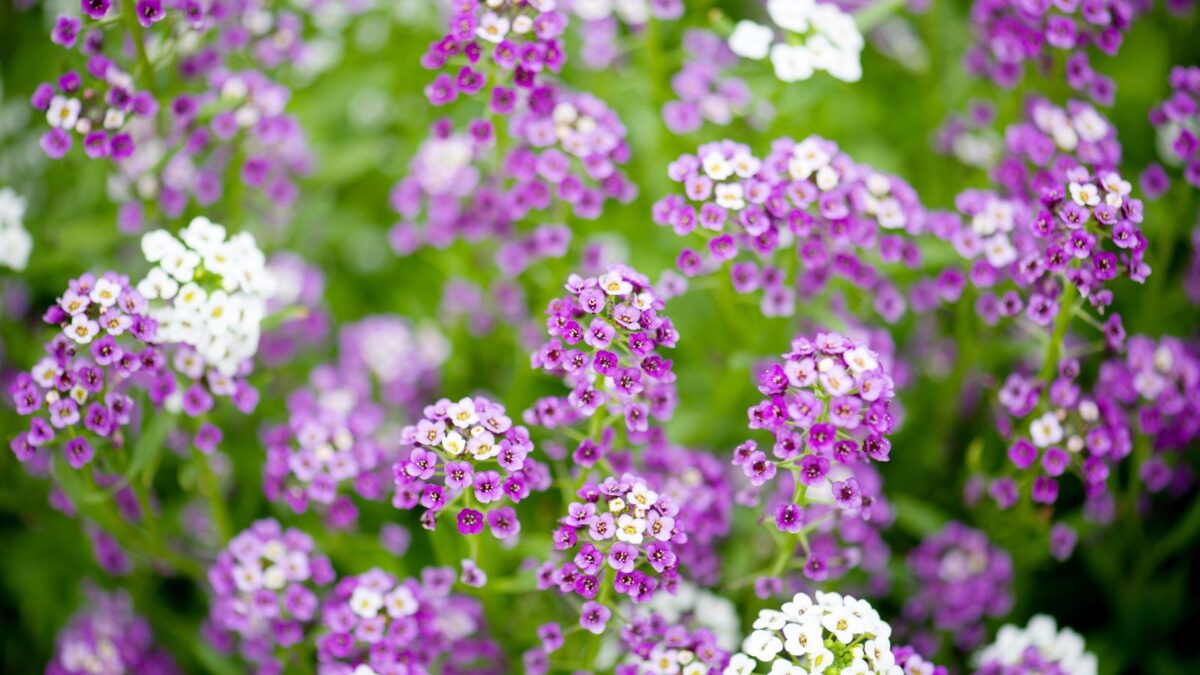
<box><xmin>965</xmin><ymin>0</ymin><xmax>1134</xmax><ymax>105</ymax></box>
<box><xmin>421</xmin><ymin>0</ymin><xmax>567</xmax><ymax>108</ymax></box>
<box><xmin>439</xmin><ymin>278</ymin><xmax>541</xmax><ymax>346</ymax></box>
<box><xmin>10</xmin><ymin>273</ymin><xmax>157</xmax><ymax>470</ymax></box>
<box><xmin>654</xmin><ymin>137</ymin><xmax>927</xmax><ymax>321</ymax></box>
<box><xmin>1097</xmin><ymin>335</ymin><xmax>1200</xmax><ymax>494</ymax></box>
<box><xmin>337</xmin><ymin>315</ymin><xmax>449</xmax><ymax>413</ymax></box>
<box><xmin>892</xmin><ymin>644</ymin><xmax>947</xmax><ymax>675</ymax></box>
<box><xmin>935</xmin><ymin>98</ymin><xmax>1147</xmax><ymax>319</ymax></box>
<box><xmin>662</xmin><ymin>30</ymin><xmax>760</xmax><ymax>135</ymax></box>
<box><xmin>990</xmin><ymin>359</ymin><xmax>1132</xmax><ymax>528</ymax></box>
<box><xmin>259</xmin><ymin>253</ymin><xmax>329</xmax><ymax>368</ymax></box>
<box><xmin>31</xmin><ymin>55</ymin><xmax>152</xmax><ymax>162</ymax></box>
<box><xmin>904</xmin><ymin>522</ymin><xmax>1014</xmax><ymax>650</ymax></box>
<box><xmin>389</xmin><ymin>83</ymin><xmax>635</xmax><ymax>253</ymax></box>
<box><xmin>315</xmin><ymin>567</ymin><xmax>502</xmax><ymax>674</ymax></box>
<box><xmin>545</xmin><ymin>473</ymin><xmax>685</xmax><ymax>608</ymax></box>
<box><xmin>125</xmin><ymin>70</ymin><xmax>312</xmax><ymax>226</ymax></box>
<box><xmin>1149</xmin><ymin>65</ymin><xmax>1200</xmax><ymax>188</ymax></box>
<box><xmin>205</xmin><ymin>519</ymin><xmax>336</xmax><ymax>670</ymax></box>
<box><xmin>527</xmin><ymin>265</ymin><xmax>679</xmax><ymax>439</ymax></box>
<box><xmin>262</xmin><ymin>364</ymin><xmax>395</xmax><ymax>522</ymax></box>
<box><xmin>393</xmin><ymin>395</ymin><xmax>550</xmax><ymax>536</ymax></box>
<box><xmin>613</xmin><ymin>612</ymin><xmax>732</xmax><ymax>675</ymax></box>
<box><xmin>47</xmin><ymin>586</ymin><xmax>179</xmax><ymax>675</ymax></box>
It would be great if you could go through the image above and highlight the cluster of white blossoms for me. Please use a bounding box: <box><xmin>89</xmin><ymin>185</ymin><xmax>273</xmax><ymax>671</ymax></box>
<box><xmin>725</xmin><ymin>592</ymin><xmax>902</xmax><ymax>675</ymax></box>
<box><xmin>137</xmin><ymin>217</ymin><xmax>275</xmax><ymax>375</ymax></box>
<box><xmin>0</xmin><ymin>187</ymin><xmax>32</xmax><ymax>271</ymax></box>
<box><xmin>728</xmin><ymin>0</ymin><xmax>864</xmax><ymax>83</ymax></box>
<box><xmin>974</xmin><ymin>615</ymin><xmax>1097</xmax><ymax>675</ymax></box>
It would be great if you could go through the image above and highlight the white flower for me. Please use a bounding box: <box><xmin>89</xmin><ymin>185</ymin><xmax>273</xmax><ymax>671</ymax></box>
<box><xmin>442</xmin><ymin>431</ymin><xmax>466</xmax><ymax>456</ymax></box>
<box><xmin>0</xmin><ymin>187</ymin><xmax>27</xmax><ymax>230</ymax></box>
<box><xmin>447</xmin><ymin>397</ymin><xmax>479</xmax><ymax>427</ymax></box>
<box><xmin>0</xmin><ymin>222</ymin><xmax>32</xmax><ymax>271</ymax></box>
<box><xmin>815</xmin><ymin>165</ymin><xmax>840</xmax><ymax>191</ymax></box>
<box><xmin>743</xmin><ymin>629</ymin><xmax>784</xmax><ymax>661</ymax></box>
<box><xmin>66</xmin><ymin>314</ymin><xmax>101</xmax><ymax>344</ymax></box>
<box><xmin>616</xmin><ymin>513</ymin><xmax>647</xmax><ymax>544</ymax></box>
<box><xmin>876</xmin><ymin>198</ymin><xmax>906</xmax><ymax>229</ymax></box>
<box><xmin>1069</xmin><ymin>182</ymin><xmax>1100</xmax><ymax>207</ymax></box>
<box><xmin>349</xmin><ymin>586</ymin><xmax>383</xmax><ymax>618</ymax></box>
<box><xmin>141</xmin><ymin>229</ymin><xmax>183</xmax><ymax>263</ymax></box>
<box><xmin>982</xmin><ymin>233</ymin><xmax>1017</xmax><ymax>268</ymax></box>
<box><xmin>47</xmin><ymin>96</ymin><xmax>81</xmax><ymax>129</ymax></box>
<box><xmin>1030</xmin><ymin>412</ymin><xmax>1064</xmax><ymax>448</ymax></box>
<box><xmin>789</xmin><ymin>139</ymin><xmax>830</xmax><ymax>179</ymax></box>
<box><xmin>161</xmin><ymin>247</ymin><xmax>201</xmax><ymax>283</ymax></box>
<box><xmin>725</xmin><ymin>653</ymin><xmax>758</xmax><ymax>675</ymax></box>
<box><xmin>729</xmin><ymin>20</ymin><xmax>774</xmax><ymax>60</ymax></box>
<box><xmin>767</xmin><ymin>0</ymin><xmax>815</xmax><ymax>32</ymax></box>
<box><xmin>715</xmin><ymin>183</ymin><xmax>746</xmax><ymax>210</ymax></box>
<box><xmin>90</xmin><ymin>278</ymin><xmax>122</xmax><ymax>307</ymax></box>
<box><xmin>702</xmin><ymin>151</ymin><xmax>734</xmax><ymax>180</ymax></box>
<box><xmin>731</xmin><ymin>152</ymin><xmax>763</xmax><ymax>178</ymax></box>
<box><xmin>782</xmin><ymin>620</ymin><xmax>823</xmax><ymax>656</ymax></box>
<box><xmin>808</xmin><ymin>646</ymin><xmax>836</xmax><ymax>674</ymax></box>
<box><xmin>180</xmin><ymin>216</ymin><xmax>228</xmax><ymax>254</ymax></box>
<box><xmin>843</xmin><ymin>347</ymin><xmax>878</xmax><ymax>374</ymax></box>
<box><xmin>769</xmin><ymin>659</ymin><xmax>805</xmax><ymax>675</ymax></box>
<box><xmin>1072</xmin><ymin>108</ymin><xmax>1108</xmax><ymax>142</ymax></box>
<box><xmin>476</xmin><ymin>11</ymin><xmax>510</xmax><ymax>43</ymax></box>
<box><xmin>629</xmin><ymin>483</ymin><xmax>659</xmax><ymax>508</ymax></box>
<box><xmin>384</xmin><ymin>586</ymin><xmax>419</xmax><ymax>618</ymax></box>
<box><xmin>770</xmin><ymin>43</ymin><xmax>814</xmax><ymax>83</ymax></box>
<box><xmin>599</xmin><ymin>271</ymin><xmax>633</xmax><ymax>296</ymax></box>
<box><xmin>821</xmin><ymin>607</ymin><xmax>860</xmax><ymax>643</ymax></box>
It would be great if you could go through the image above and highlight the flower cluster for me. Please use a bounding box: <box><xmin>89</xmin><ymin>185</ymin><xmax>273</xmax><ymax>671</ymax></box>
<box><xmin>422</xmin><ymin>0</ymin><xmax>567</xmax><ymax>108</ymax></box>
<box><xmin>31</xmin><ymin>58</ymin><xmax>151</xmax><ymax>161</ymax></box>
<box><xmin>528</xmin><ymin>265</ymin><xmax>679</xmax><ymax>438</ymax></box>
<box><xmin>991</xmin><ymin>360</ymin><xmax>1132</xmax><ymax>524</ymax></box>
<box><xmin>1097</xmin><ymin>335</ymin><xmax>1200</xmax><ymax>494</ymax></box>
<box><xmin>205</xmin><ymin>519</ymin><xmax>336</xmax><ymax>669</ymax></box>
<box><xmin>337</xmin><ymin>315</ymin><xmax>450</xmax><ymax>413</ymax></box>
<box><xmin>974</xmin><ymin>615</ymin><xmax>1097</xmax><ymax>675</ymax></box>
<box><xmin>394</xmin><ymin>395</ymin><xmax>549</xmax><ymax>535</ymax></box>
<box><xmin>0</xmin><ymin>187</ymin><xmax>32</xmax><ymax>270</ymax></box>
<box><xmin>315</xmin><ymin>567</ymin><xmax>501</xmax><ymax>673</ymax></box>
<box><xmin>262</xmin><ymin>364</ymin><xmax>394</xmax><ymax>521</ymax></box>
<box><xmin>138</xmin><ymin>218</ymin><xmax>275</xmax><ymax>376</ymax></box>
<box><xmin>547</xmin><ymin>473</ymin><xmax>685</xmax><ymax>607</ymax></box>
<box><xmin>120</xmin><ymin>71</ymin><xmax>313</xmax><ymax>225</ymax></box>
<box><xmin>654</xmin><ymin>137</ymin><xmax>927</xmax><ymax>320</ymax></box>
<box><xmin>728</xmin><ymin>0</ymin><xmax>865</xmax><ymax>83</ymax></box>
<box><xmin>938</xmin><ymin>98</ymin><xmax>1146</xmax><ymax>316</ymax></box>
<box><xmin>663</xmin><ymin>30</ymin><xmax>762</xmax><ymax>135</ymax></box>
<box><xmin>904</xmin><ymin>522</ymin><xmax>1014</xmax><ymax>650</ymax></box>
<box><xmin>1149</xmin><ymin>65</ymin><xmax>1200</xmax><ymax>188</ymax></box>
<box><xmin>47</xmin><ymin>587</ymin><xmax>179</xmax><ymax>675</ymax></box>
<box><xmin>10</xmin><ymin>272</ymin><xmax>157</xmax><ymax>470</ymax></box>
<box><xmin>725</xmin><ymin>592</ymin><xmax>899</xmax><ymax>674</ymax></box>
<box><xmin>740</xmin><ymin>332</ymin><xmax>897</xmax><ymax>509</ymax></box>
<box><xmin>259</xmin><ymin>253</ymin><xmax>329</xmax><ymax>368</ymax></box>
<box><xmin>615</xmin><ymin>612</ymin><xmax>732</xmax><ymax>675</ymax></box>
<box><xmin>965</xmin><ymin>0</ymin><xmax>1132</xmax><ymax>105</ymax></box>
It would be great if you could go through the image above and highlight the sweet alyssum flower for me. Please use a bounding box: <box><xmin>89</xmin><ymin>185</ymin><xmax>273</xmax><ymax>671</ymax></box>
<box><xmin>205</xmin><ymin>519</ymin><xmax>336</xmax><ymax>670</ymax></box>
<box><xmin>47</xmin><ymin>586</ymin><xmax>179</xmax><ymax>675</ymax></box>
<box><xmin>9</xmin><ymin>272</ymin><xmax>160</xmax><ymax>470</ymax></box>
<box><xmin>1148</xmin><ymin>65</ymin><xmax>1200</xmax><ymax>188</ymax></box>
<box><xmin>315</xmin><ymin>567</ymin><xmax>502</xmax><ymax>673</ymax></box>
<box><xmin>724</xmin><ymin>591</ymin><xmax>900</xmax><ymax>674</ymax></box>
<box><xmin>547</xmin><ymin>473</ymin><xmax>685</xmax><ymax>608</ymax></box>
<box><xmin>421</xmin><ymin>0</ymin><xmax>567</xmax><ymax>108</ymax></box>
<box><xmin>662</xmin><ymin>30</ymin><xmax>766</xmax><ymax>136</ymax></box>
<box><xmin>974</xmin><ymin>614</ymin><xmax>1097</xmax><ymax>675</ymax></box>
<box><xmin>904</xmin><ymin>522</ymin><xmax>1014</xmax><ymax>650</ymax></box>
<box><xmin>936</xmin><ymin>98</ymin><xmax>1147</xmax><ymax>318</ymax></box>
<box><xmin>138</xmin><ymin>217</ymin><xmax>275</xmax><ymax>377</ymax></box>
<box><xmin>989</xmin><ymin>359</ymin><xmax>1132</xmax><ymax>530</ymax></box>
<box><xmin>1096</xmin><ymin>335</ymin><xmax>1200</xmax><ymax>495</ymax></box>
<box><xmin>31</xmin><ymin>57</ymin><xmax>151</xmax><ymax>162</ymax></box>
<box><xmin>655</xmin><ymin>137</ymin><xmax>928</xmax><ymax>321</ymax></box>
<box><xmin>728</xmin><ymin>0</ymin><xmax>865</xmax><ymax>83</ymax></box>
<box><xmin>393</xmin><ymin>395</ymin><xmax>550</xmax><ymax>535</ymax></box>
<box><xmin>527</xmin><ymin>265</ymin><xmax>680</xmax><ymax>440</ymax></box>
<box><xmin>965</xmin><ymin>0</ymin><xmax>1133</xmax><ymax>105</ymax></box>
<box><xmin>614</xmin><ymin>611</ymin><xmax>732</xmax><ymax>675</ymax></box>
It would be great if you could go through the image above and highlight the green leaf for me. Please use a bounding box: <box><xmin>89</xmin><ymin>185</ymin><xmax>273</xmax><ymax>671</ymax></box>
<box><xmin>892</xmin><ymin>493</ymin><xmax>951</xmax><ymax>538</ymax></box>
<box><xmin>128</xmin><ymin>411</ymin><xmax>177</xmax><ymax>485</ymax></box>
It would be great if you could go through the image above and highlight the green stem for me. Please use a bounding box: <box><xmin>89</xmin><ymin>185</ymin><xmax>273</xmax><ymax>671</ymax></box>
<box><xmin>193</xmin><ymin>449</ymin><xmax>233</xmax><ymax>543</ymax></box>
<box><xmin>1038</xmin><ymin>283</ymin><xmax>1078</xmax><ymax>382</ymax></box>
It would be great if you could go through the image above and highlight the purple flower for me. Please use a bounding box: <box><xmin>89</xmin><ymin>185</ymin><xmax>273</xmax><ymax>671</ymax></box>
<box><xmin>579</xmin><ymin>601</ymin><xmax>611</xmax><ymax>635</ymax></box>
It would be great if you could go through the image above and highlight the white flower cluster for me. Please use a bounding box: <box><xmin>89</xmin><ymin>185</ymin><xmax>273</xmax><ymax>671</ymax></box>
<box><xmin>137</xmin><ymin>217</ymin><xmax>275</xmax><ymax>375</ymax></box>
<box><xmin>725</xmin><ymin>592</ymin><xmax>901</xmax><ymax>675</ymax></box>
<box><xmin>1030</xmin><ymin>102</ymin><xmax>1109</xmax><ymax>152</ymax></box>
<box><xmin>728</xmin><ymin>0</ymin><xmax>864</xmax><ymax>83</ymax></box>
<box><xmin>0</xmin><ymin>187</ymin><xmax>32</xmax><ymax>271</ymax></box>
<box><xmin>476</xmin><ymin>0</ymin><xmax>558</xmax><ymax>43</ymax></box>
<box><xmin>571</xmin><ymin>0</ymin><xmax>650</xmax><ymax>24</ymax></box>
<box><xmin>974</xmin><ymin>615</ymin><xmax>1097</xmax><ymax>675</ymax></box>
